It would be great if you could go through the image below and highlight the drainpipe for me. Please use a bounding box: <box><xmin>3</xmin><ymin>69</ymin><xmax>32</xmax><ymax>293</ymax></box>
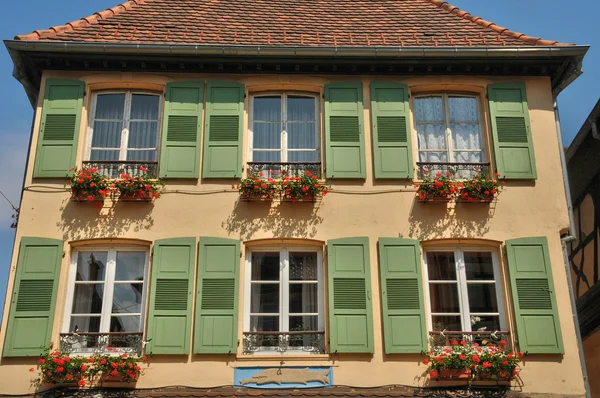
<box><xmin>555</xmin><ymin>100</ymin><xmax>591</xmax><ymax>398</ymax></box>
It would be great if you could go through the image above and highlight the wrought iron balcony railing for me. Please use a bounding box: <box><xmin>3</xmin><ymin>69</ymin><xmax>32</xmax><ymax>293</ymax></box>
<box><xmin>246</xmin><ymin>162</ymin><xmax>322</xmax><ymax>179</ymax></box>
<box><xmin>59</xmin><ymin>332</ymin><xmax>144</xmax><ymax>355</ymax></box>
<box><xmin>82</xmin><ymin>160</ymin><xmax>159</xmax><ymax>179</ymax></box>
<box><xmin>429</xmin><ymin>331</ymin><xmax>511</xmax><ymax>349</ymax></box>
<box><xmin>242</xmin><ymin>331</ymin><xmax>326</xmax><ymax>354</ymax></box>
<box><xmin>417</xmin><ymin>162</ymin><xmax>490</xmax><ymax>180</ymax></box>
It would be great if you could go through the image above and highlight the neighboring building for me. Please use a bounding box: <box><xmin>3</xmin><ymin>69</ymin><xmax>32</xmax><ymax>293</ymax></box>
<box><xmin>0</xmin><ymin>0</ymin><xmax>591</xmax><ymax>396</ymax></box>
<box><xmin>566</xmin><ymin>99</ymin><xmax>600</xmax><ymax>398</ymax></box>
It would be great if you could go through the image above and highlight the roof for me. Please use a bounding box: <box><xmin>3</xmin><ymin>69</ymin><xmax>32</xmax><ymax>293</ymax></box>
<box><xmin>15</xmin><ymin>0</ymin><xmax>569</xmax><ymax>48</ymax></box>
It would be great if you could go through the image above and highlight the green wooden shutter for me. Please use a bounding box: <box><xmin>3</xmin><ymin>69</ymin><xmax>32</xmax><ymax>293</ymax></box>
<box><xmin>327</xmin><ymin>237</ymin><xmax>374</xmax><ymax>353</ymax></box>
<box><xmin>488</xmin><ymin>82</ymin><xmax>537</xmax><ymax>179</ymax></box>
<box><xmin>33</xmin><ymin>79</ymin><xmax>85</xmax><ymax>178</ymax></box>
<box><xmin>203</xmin><ymin>81</ymin><xmax>244</xmax><ymax>178</ymax></box>
<box><xmin>378</xmin><ymin>238</ymin><xmax>426</xmax><ymax>354</ymax></box>
<box><xmin>194</xmin><ymin>237</ymin><xmax>240</xmax><ymax>354</ymax></box>
<box><xmin>324</xmin><ymin>82</ymin><xmax>366</xmax><ymax>179</ymax></box>
<box><xmin>505</xmin><ymin>237</ymin><xmax>564</xmax><ymax>354</ymax></box>
<box><xmin>159</xmin><ymin>82</ymin><xmax>204</xmax><ymax>178</ymax></box>
<box><xmin>146</xmin><ymin>238</ymin><xmax>195</xmax><ymax>355</ymax></box>
<box><xmin>3</xmin><ymin>237</ymin><xmax>63</xmax><ymax>357</ymax></box>
<box><xmin>370</xmin><ymin>83</ymin><xmax>413</xmax><ymax>179</ymax></box>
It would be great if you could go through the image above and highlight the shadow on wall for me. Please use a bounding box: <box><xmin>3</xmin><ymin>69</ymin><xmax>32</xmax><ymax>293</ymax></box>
<box><xmin>58</xmin><ymin>199</ymin><xmax>154</xmax><ymax>241</ymax></box>
<box><xmin>407</xmin><ymin>200</ymin><xmax>495</xmax><ymax>241</ymax></box>
<box><xmin>223</xmin><ymin>200</ymin><xmax>324</xmax><ymax>241</ymax></box>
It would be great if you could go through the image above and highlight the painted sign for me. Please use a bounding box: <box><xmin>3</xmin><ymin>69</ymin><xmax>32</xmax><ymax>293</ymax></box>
<box><xmin>234</xmin><ymin>366</ymin><xmax>333</xmax><ymax>388</ymax></box>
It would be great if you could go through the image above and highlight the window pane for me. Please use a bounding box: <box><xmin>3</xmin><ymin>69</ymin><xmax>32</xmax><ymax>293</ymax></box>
<box><xmin>288</xmin><ymin>152</ymin><xmax>318</xmax><ymax>162</ymax></box>
<box><xmin>252</xmin><ymin>151</ymin><xmax>281</xmax><ymax>162</ymax></box>
<box><xmin>289</xmin><ymin>284</ymin><xmax>318</xmax><ymax>313</ymax></box>
<box><xmin>414</xmin><ymin>96</ymin><xmax>444</xmax><ymax>122</ymax></box>
<box><xmin>453</xmin><ymin>151</ymin><xmax>482</xmax><ymax>164</ymax></box>
<box><xmin>429</xmin><ymin>284</ymin><xmax>460</xmax><ymax>313</ymax></box>
<box><xmin>250</xmin><ymin>284</ymin><xmax>279</xmax><ymax>313</ymax></box>
<box><xmin>289</xmin><ymin>315</ymin><xmax>319</xmax><ymax>331</ymax></box>
<box><xmin>426</xmin><ymin>252</ymin><xmax>456</xmax><ymax>280</ymax></box>
<box><xmin>126</xmin><ymin>150</ymin><xmax>157</xmax><ymax>162</ymax></box>
<box><xmin>115</xmin><ymin>252</ymin><xmax>145</xmax><ymax>281</ymax></box>
<box><xmin>71</xmin><ymin>284</ymin><xmax>104</xmax><ymax>314</ymax></box>
<box><xmin>92</xmin><ymin>121</ymin><xmax>122</xmax><ymax>148</ymax></box>
<box><xmin>419</xmin><ymin>151</ymin><xmax>448</xmax><ymax>164</ymax></box>
<box><xmin>253</xmin><ymin>122</ymin><xmax>281</xmax><ymax>149</ymax></box>
<box><xmin>451</xmin><ymin>123</ymin><xmax>481</xmax><ymax>151</ymax></box>
<box><xmin>253</xmin><ymin>97</ymin><xmax>281</xmax><ymax>121</ymax></box>
<box><xmin>110</xmin><ymin>315</ymin><xmax>141</xmax><ymax>333</ymax></box>
<box><xmin>251</xmin><ymin>252</ymin><xmax>280</xmax><ymax>281</ymax></box>
<box><xmin>95</xmin><ymin>94</ymin><xmax>125</xmax><ymax>120</ymax></box>
<box><xmin>76</xmin><ymin>252</ymin><xmax>107</xmax><ymax>281</ymax></box>
<box><xmin>470</xmin><ymin>315</ymin><xmax>501</xmax><ymax>332</ymax></box>
<box><xmin>467</xmin><ymin>284</ymin><xmax>498</xmax><ymax>313</ymax></box>
<box><xmin>289</xmin><ymin>252</ymin><xmax>318</xmax><ymax>281</ymax></box>
<box><xmin>130</xmin><ymin>94</ymin><xmax>160</xmax><ymax>120</ymax></box>
<box><xmin>69</xmin><ymin>316</ymin><xmax>101</xmax><ymax>333</ymax></box>
<box><xmin>416</xmin><ymin>124</ymin><xmax>446</xmax><ymax>150</ymax></box>
<box><xmin>287</xmin><ymin>97</ymin><xmax>316</xmax><ymax>121</ymax></box>
<box><xmin>250</xmin><ymin>316</ymin><xmax>279</xmax><ymax>332</ymax></box>
<box><xmin>288</xmin><ymin>123</ymin><xmax>317</xmax><ymax>149</ymax></box>
<box><xmin>448</xmin><ymin>97</ymin><xmax>479</xmax><ymax>123</ymax></box>
<box><xmin>128</xmin><ymin>121</ymin><xmax>159</xmax><ymax>149</ymax></box>
<box><xmin>465</xmin><ymin>252</ymin><xmax>495</xmax><ymax>280</ymax></box>
<box><xmin>90</xmin><ymin>150</ymin><xmax>119</xmax><ymax>162</ymax></box>
<box><xmin>431</xmin><ymin>315</ymin><xmax>461</xmax><ymax>332</ymax></box>
<box><xmin>112</xmin><ymin>283</ymin><xmax>144</xmax><ymax>314</ymax></box>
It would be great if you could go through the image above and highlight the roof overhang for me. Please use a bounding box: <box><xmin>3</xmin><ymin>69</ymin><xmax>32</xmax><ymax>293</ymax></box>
<box><xmin>4</xmin><ymin>40</ymin><xmax>589</xmax><ymax>107</ymax></box>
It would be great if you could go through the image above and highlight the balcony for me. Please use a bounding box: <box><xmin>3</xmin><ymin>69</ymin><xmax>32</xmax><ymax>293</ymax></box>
<box><xmin>242</xmin><ymin>331</ymin><xmax>326</xmax><ymax>354</ymax></box>
<box><xmin>416</xmin><ymin>162</ymin><xmax>490</xmax><ymax>180</ymax></box>
<box><xmin>429</xmin><ymin>330</ymin><xmax>511</xmax><ymax>349</ymax></box>
<box><xmin>246</xmin><ymin>162</ymin><xmax>322</xmax><ymax>179</ymax></box>
<box><xmin>59</xmin><ymin>332</ymin><xmax>143</xmax><ymax>355</ymax></box>
<box><xmin>82</xmin><ymin>160</ymin><xmax>159</xmax><ymax>179</ymax></box>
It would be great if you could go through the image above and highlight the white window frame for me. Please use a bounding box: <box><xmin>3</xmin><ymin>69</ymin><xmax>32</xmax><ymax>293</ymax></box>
<box><xmin>243</xmin><ymin>247</ymin><xmax>324</xmax><ymax>340</ymax></box>
<box><xmin>62</xmin><ymin>246</ymin><xmax>150</xmax><ymax>337</ymax></box>
<box><xmin>247</xmin><ymin>92</ymin><xmax>321</xmax><ymax>163</ymax></box>
<box><xmin>413</xmin><ymin>93</ymin><xmax>487</xmax><ymax>164</ymax></box>
<box><xmin>422</xmin><ymin>246</ymin><xmax>508</xmax><ymax>332</ymax></box>
<box><xmin>85</xmin><ymin>91</ymin><xmax>163</xmax><ymax>162</ymax></box>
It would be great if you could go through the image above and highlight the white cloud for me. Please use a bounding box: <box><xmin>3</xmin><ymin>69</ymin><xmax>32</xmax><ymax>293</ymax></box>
<box><xmin>0</xmin><ymin>131</ymin><xmax>28</xmax><ymax>226</ymax></box>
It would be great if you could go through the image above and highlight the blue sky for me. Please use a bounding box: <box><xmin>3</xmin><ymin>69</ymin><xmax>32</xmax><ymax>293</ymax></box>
<box><xmin>0</xmin><ymin>1</ymin><xmax>598</xmax><ymax>318</ymax></box>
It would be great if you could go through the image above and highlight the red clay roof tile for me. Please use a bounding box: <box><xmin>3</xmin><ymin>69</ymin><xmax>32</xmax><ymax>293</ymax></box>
<box><xmin>14</xmin><ymin>0</ymin><xmax>571</xmax><ymax>47</ymax></box>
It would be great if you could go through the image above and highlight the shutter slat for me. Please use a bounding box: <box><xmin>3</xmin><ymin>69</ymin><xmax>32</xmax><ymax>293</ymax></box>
<box><xmin>324</xmin><ymin>83</ymin><xmax>366</xmax><ymax>179</ymax></box>
<box><xmin>194</xmin><ymin>238</ymin><xmax>240</xmax><ymax>354</ymax></box>
<box><xmin>159</xmin><ymin>82</ymin><xmax>204</xmax><ymax>178</ymax></box>
<box><xmin>327</xmin><ymin>237</ymin><xmax>374</xmax><ymax>353</ymax></box>
<box><xmin>378</xmin><ymin>238</ymin><xmax>427</xmax><ymax>354</ymax></box>
<box><xmin>146</xmin><ymin>238</ymin><xmax>195</xmax><ymax>355</ymax></box>
<box><xmin>203</xmin><ymin>82</ymin><xmax>244</xmax><ymax>178</ymax></box>
<box><xmin>371</xmin><ymin>83</ymin><xmax>413</xmax><ymax>179</ymax></box>
<box><xmin>34</xmin><ymin>79</ymin><xmax>84</xmax><ymax>177</ymax></box>
<box><xmin>488</xmin><ymin>82</ymin><xmax>537</xmax><ymax>179</ymax></box>
<box><xmin>4</xmin><ymin>238</ymin><xmax>63</xmax><ymax>357</ymax></box>
<box><xmin>506</xmin><ymin>237</ymin><xmax>564</xmax><ymax>354</ymax></box>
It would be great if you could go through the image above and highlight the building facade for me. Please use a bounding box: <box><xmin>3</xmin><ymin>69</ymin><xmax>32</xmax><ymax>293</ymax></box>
<box><xmin>566</xmin><ymin>99</ymin><xmax>600</xmax><ymax>398</ymax></box>
<box><xmin>0</xmin><ymin>0</ymin><xmax>591</xmax><ymax>396</ymax></box>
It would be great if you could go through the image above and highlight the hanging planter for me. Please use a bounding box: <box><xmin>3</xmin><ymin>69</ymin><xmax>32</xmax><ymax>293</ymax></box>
<box><xmin>438</xmin><ymin>369</ymin><xmax>472</xmax><ymax>379</ymax></box>
<box><xmin>236</xmin><ymin>172</ymin><xmax>279</xmax><ymax>202</ymax></box>
<box><xmin>101</xmin><ymin>371</ymin><xmax>140</xmax><ymax>383</ymax></box>
<box><xmin>281</xmin><ymin>171</ymin><xmax>329</xmax><ymax>203</ymax></box>
<box><xmin>69</xmin><ymin>168</ymin><xmax>111</xmax><ymax>203</ymax></box>
<box><xmin>457</xmin><ymin>173</ymin><xmax>505</xmax><ymax>203</ymax></box>
<box><xmin>114</xmin><ymin>166</ymin><xmax>163</xmax><ymax>202</ymax></box>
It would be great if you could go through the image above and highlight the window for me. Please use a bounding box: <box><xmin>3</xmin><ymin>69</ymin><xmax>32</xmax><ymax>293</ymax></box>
<box><xmin>423</xmin><ymin>248</ymin><xmax>507</xmax><ymax>333</ymax></box>
<box><xmin>62</xmin><ymin>247</ymin><xmax>148</xmax><ymax>352</ymax></box>
<box><xmin>243</xmin><ymin>248</ymin><xmax>324</xmax><ymax>353</ymax></box>
<box><xmin>249</xmin><ymin>93</ymin><xmax>320</xmax><ymax>164</ymax></box>
<box><xmin>87</xmin><ymin>91</ymin><xmax>161</xmax><ymax>175</ymax></box>
<box><xmin>414</xmin><ymin>95</ymin><xmax>487</xmax><ymax>176</ymax></box>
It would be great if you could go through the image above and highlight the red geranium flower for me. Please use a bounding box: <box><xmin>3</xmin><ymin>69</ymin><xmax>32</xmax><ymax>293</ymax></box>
<box><xmin>422</xmin><ymin>359</ymin><xmax>429</xmax><ymax>365</ymax></box>
<box><xmin>429</xmin><ymin>370</ymin><xmax>438</xmax><ymax>378</ymax></box>
<box><xmin>78</xmin><ymin>380</ymin><xmax>86</xmax><ymax>387</ymax></box>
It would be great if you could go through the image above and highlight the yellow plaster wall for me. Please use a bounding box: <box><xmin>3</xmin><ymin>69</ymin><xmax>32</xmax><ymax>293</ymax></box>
<box><xmin>0</xmin><ymin>71</ymin><xmax>585</xmax><ymax>396</ymax></box>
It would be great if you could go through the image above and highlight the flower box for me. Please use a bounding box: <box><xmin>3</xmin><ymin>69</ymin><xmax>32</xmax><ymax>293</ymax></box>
<box><xmin>478</xmin><ymin>371</ymin><xmax>513</xmax><ymax>381</ymax></box>
<box><xmin>438</xmin><ymin>369</ymin><xmax>471</xmax><ymax>379</ymax></box>
<box><xmin>118</xmin><ymin>191</ymin><xmax>156</xmax><ymax>202</ymax></box>
<box><xmin>457</xmin><ymin>192</ymin><xmax>494</xmax><ymax>204</ymax></box>
<box><xmin>281</xmin><ymin>194</ymin><xmax>317</xmax><ymax>203</ymax></box>
<box><xmin>417</xmin><ymin>195</ymin><xmax>453</xmax><ymax>204</ymax></box>
<box><xmin>240</xmin><ymin>188</ymin><xmax>278</xmax><ymax>202</ymax></box>
<box><xmin>70</xmin><ymin>187</ymin><xmax>104</xmax><ymax>203</ymax></box>
<box><xmin>101</xmin><ymin>371</ymin><xmax>139</xmax><ymax>383</ymax></box>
